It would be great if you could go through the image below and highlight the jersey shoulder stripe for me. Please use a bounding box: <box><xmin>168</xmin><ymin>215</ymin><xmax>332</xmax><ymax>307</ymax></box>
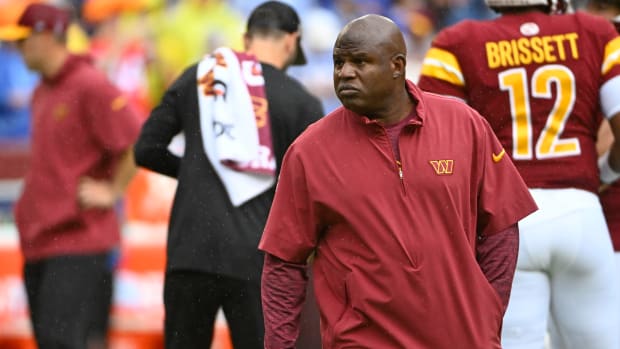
<box><xmin>421</xmin><ymin>47</ymin><xmax>465</xmax><ymax>86</ymax></box>
<box><xmin>603</xmin><ymin>36</ymin><xmax>620</xmax><ymax>75</ymax></box>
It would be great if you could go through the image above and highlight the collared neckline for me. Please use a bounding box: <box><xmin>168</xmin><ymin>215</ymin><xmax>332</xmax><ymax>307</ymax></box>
<box><xmin>352</xmin><ymin>79</ymin><xmax>426</xmax><ymax>128</ymax></box>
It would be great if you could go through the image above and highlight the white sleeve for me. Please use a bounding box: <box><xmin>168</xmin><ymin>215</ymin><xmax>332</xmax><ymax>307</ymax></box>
<box><xmin>601</xmin><ymin>75</ymin><xmax>620</xmax><ymax>119</ymax></box>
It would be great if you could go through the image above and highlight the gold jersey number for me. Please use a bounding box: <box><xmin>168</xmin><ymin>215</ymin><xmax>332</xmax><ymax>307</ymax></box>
<box><xmin>499</xmin><ymin>64</ymin><xmax>580</xmax><ymax>160</ymax></box>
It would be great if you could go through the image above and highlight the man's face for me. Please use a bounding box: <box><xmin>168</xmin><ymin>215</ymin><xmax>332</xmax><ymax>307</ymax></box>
<box><xmin>332</xmin><ymin>31</ymin><xmax>395</xmax><ymax>116</ymax></box>
<box><xmin>15</xmin><ymin>32</ymin><xmax>45</xmax><ymax>71</ymax></box>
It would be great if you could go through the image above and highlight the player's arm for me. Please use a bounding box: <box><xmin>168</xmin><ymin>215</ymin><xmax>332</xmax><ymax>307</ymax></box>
<box><xmin>133</xmin><ymin>106</ymin><xmax>181</xmax><ymax>178</ymax></box>
<box><xmin>596</xmin><ymin>120</ymin><xmax>613</xmax><ymax>157</ymax></box>
<box><xmin>134</xmin><ymin>68</ymin><xmax>190</xmax><ymax>178</ymax></box>
<box><xmin>79</xmin><ymin>72</ymin><xmax>141</xmax><ymax>209</ymax></box>
<box><xmin>78</xmin><ymin>148</ymin><xmax>138</xmax><ymax>209</ymax></box>
<box><xmin>597</xmin><ymin>28</ymin><xmax>620</xmax><ymax>187</ymax></box>
<box><xmin>109</xmin><ymin>148</ymin><xmax>138</xmax><ymax>197</ymax></box>
<box><xmin>262</xmin><ymin>253</ymin><xmax>309</xmax><ymax>349</ymax></box>
<box><xmin>602</xmin><ymin>105</ymin><xmax>620</xmax><ymax>164</ymax></box>
<box><xmin>597</xmin><ymin>76</ymin><xmax>620</xmax><ymax>187</ymax></box>
<box><xmin>476</xmin><ymin>224</ymin><xmax>519</xmax><ymax>313</ymax></box>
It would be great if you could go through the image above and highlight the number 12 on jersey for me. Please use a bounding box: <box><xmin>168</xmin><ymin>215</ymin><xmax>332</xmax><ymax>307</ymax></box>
<box><xmin>499</xmin><ymin>64</ymin><xmax>580</xmax><ymax>160</ymax></box>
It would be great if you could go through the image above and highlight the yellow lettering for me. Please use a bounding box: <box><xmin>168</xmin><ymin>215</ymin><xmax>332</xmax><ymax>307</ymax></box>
<box><xmin>486</xmin><ymin>33</ymin><xmax>579</xmax><ymax>68</ymax></box>
<box><xmin>499</xmin><ymin>40</ymin><xmax>514</xmax><ymax>67</ymax></box>
<box><xmin>486</xmin><ymin>42</ymin><xmax>500</xmax><ymax>69</ymax></box>
<box><xmin>565</xmin><ymin>32</ymin><xmax>579</xmax><ymax>59</ymax></box>
<box><xmin>517</xmin><ymin>38</ymin><xmax>532</xmax><ymax>65</ymax></box>
<box><xmin>542</xmin><ymin>36</ymin><xmax>557</xmax><ymax>63</ymax></box>
<box><xmin>552</xmin><ymin>35</ymin><xmax>566</xmax><ymax>60</ymax></box>
<box><xmin>511</xmin><ymin>39</ymin><xmax>521</xmax><ymax>66</ymax></box>
<box><xmin>531</xmin><ymin>37</ymin><xmax>545</xmax><ymax>63</ymax></box>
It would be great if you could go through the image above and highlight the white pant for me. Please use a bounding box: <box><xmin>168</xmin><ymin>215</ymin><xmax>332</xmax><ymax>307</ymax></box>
<box><xmin>501</xmin><ymin>188</ymin><xmax>619</xmax><ymax>349</ymax></box>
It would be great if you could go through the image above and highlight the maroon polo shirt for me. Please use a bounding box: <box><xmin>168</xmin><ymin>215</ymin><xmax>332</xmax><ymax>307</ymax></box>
<box><xmin>14</xmin><ymin>54</ymin><xmax>142</xmax><ymax>260</ymax></box>
<box><xmin>259</xmin><ymin>81</ymin><xmax>537</xmax><ymax>348</ymax></box>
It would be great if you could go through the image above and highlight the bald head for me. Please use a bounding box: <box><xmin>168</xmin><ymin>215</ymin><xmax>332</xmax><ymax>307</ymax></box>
<box><xmin>332</xmin><ymin>14</ymin><xmax>413</xmax><ymax>123</ymax></box>
<box><xmin>335</xmin><ymin>14</ymin><xmax>407</xmax><ymax>60</ymax></box>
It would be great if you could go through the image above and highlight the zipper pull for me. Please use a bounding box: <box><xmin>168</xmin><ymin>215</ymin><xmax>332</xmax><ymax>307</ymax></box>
<box><xmin>396</xmin><ymin>160</ymin><xmax>406</xmax><ymax>194</ymax></box>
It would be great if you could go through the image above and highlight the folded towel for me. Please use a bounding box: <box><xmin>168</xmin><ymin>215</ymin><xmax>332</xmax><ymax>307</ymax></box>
<box><xmin>197</xmin><ymin>47</ymin><xmax>276</xmax><ymax>206</ymax></box>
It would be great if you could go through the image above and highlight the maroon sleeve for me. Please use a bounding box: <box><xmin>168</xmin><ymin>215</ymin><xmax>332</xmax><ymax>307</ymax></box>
<box><xmin>476</xmin><ymin>118</ymin><xmax>537</xmax><ymax>237</ymax></box>
<box><xmin>262</xmin><ymin>253</ymin><xmax>309</xmax><ymax>349</ymax></box>
<box><xmin>476</xmin><ymin>223</ymin><xmax>519</xmax><ymax>313</ymax></box>
<box><xmin>82</xmin><ymin>68</ymin><xmax>142</xmax><ymax>153</ymax></box>
<box><xmin>259</xmin><ymin>144</ymin><xmax>319</xmax><ymax>263</ymax></box>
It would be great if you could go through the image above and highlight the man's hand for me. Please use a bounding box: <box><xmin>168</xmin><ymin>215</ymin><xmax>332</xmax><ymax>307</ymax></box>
<box><xmin>77</xmin><ymin>148</ymin><xmax>138</xmax><ymax>209</ymax></box>
<box><xmin>77</xmin><ymin>177</ymin><xmax>118</xmax><ymax>209</ymax></box>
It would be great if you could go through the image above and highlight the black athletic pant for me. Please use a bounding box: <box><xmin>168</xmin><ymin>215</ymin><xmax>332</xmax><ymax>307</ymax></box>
<box><xmin>23</xmin><ymin>252</ymin><xmax>114</xmax><ymax>349</ymax></box>
<box><xmin>164</xmin><ymin>270</ymin><xmax>264</xmax><ymax>349</ymax></box>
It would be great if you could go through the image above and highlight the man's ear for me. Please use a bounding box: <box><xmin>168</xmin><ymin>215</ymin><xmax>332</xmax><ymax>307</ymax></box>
<box><xmin>392</xmin><ymin>53</ymin><xmax>406</xmax><ymax>79</ymax></box>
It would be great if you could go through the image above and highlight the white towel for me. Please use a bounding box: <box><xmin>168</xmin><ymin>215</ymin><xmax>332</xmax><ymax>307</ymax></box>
<box><xmin>197</xmin><ymin>47</ymin><xmax>276</xmax><ymax>206</ymax></box>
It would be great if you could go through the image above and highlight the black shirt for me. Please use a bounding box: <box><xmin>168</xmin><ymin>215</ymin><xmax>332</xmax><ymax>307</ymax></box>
<box><xmin>134</xmin><ymin>63</ymin><xmax>324</xmax><ymax>281</ymax></box>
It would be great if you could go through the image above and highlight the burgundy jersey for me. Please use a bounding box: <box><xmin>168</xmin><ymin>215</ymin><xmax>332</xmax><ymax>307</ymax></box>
<box><xmin>604</xmin><ymin>18</ymin><xmax>620</xmax><ymax>251</ymax></box>
<box><xmin>418</xmin><ymin>11</ymin><xmax>620</xmax><ymax>193</ymax></box>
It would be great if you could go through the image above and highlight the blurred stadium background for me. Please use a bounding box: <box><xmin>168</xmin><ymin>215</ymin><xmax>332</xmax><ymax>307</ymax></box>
<box><xmin>0</xmin><ymin>0</ymin><xmax>591</xmax><ymax>348</ymax></box>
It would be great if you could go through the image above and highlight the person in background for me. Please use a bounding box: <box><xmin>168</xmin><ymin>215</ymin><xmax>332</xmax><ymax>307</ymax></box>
<box><xmin>417</xmin><ymin>0</ymin><xmax>620</xmax><ymax>347</ymax></box>
<box><xmin>585</xmin><ymin>0</ymin><xmax>620</xmax><ymax>346</ymax></box>
<box><xmin>259</xmin><ymin>14</ymin><xmax>537</xmax><ymax>348</ymax></box>
<box><xmin>0</xmin><ymin>2</ymin><xmax>142</xmax><ymax>349</ymax></box>
<box><xmin>133</xmin><ymin>1</ymin><xmax>324</xmax><ymax>348</ymax></box>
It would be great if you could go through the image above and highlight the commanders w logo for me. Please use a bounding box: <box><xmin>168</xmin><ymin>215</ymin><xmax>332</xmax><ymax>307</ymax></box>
<box><xmin>429</xmin><ymin>160</ymin><xmax>454</xmax><ymax>175</ymax></box>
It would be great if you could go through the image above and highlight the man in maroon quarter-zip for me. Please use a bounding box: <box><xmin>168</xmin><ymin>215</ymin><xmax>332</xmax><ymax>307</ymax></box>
<box><xmin>259</xmin><ymin>14</ymin><xmax>538</xmax><ymax>349</ymax></box>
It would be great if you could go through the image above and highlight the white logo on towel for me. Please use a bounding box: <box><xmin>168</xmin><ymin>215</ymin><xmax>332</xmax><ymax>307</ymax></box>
<box><xmin>242</xmin><ymin>61</ymin><xmax>265</xmax><ymax>86</ymax></box>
